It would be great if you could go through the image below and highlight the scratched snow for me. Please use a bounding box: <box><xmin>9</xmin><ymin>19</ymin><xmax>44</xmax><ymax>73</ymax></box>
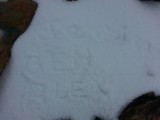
<box><xmin>0</xmin><ymin>0</ymin><xmax>160</xmax><ymax>120</ymax></box>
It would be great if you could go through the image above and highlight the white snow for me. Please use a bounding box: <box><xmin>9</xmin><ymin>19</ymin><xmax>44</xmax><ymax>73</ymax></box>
<box><xmin>1</xmin><ymin>0</ymin><xmax>160</xmax><ymax>120</ymax></box>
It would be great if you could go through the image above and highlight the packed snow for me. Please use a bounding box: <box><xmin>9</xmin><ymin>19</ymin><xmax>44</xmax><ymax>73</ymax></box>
<box><xmin>0</xmin><ymin>0</ymin><xmax>160</xmax><ymax>120</ymax></box>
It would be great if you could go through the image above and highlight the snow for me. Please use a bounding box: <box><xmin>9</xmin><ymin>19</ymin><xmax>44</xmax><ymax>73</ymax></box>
<box><xmin>1</xmin><ymin>0</ymin><xmax>160</xmax><ymax>120</ymax></box>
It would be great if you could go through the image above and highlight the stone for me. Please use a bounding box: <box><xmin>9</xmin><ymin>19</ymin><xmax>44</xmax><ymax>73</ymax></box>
<box><xmin>93</xmin><ymin>116</ymin><xmax>105</xmax><ymax>120</ymax></box>
<box><xmin>66</xmin><ymin>0</ymin><xmax>78</xmax><ymax>2</ymax></box>
<box><xmin>140</xmin><ymin>0</ymin><xmax>160</xmax><ymax>2</ymax></box>
<box><xmin>119</xmin><ymin>92</ymin><xmax>160</xmax><ymax>120</ymax></box>
<box><xmin>0</xmin><ymin>0</ymin><xmax>38</xmax><ymax>75</ymax></box>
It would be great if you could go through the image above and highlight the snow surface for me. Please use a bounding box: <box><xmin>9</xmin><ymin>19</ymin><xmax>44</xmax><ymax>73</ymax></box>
<box><xmin>1</xmin><ymin>0</ymin><xmax>160</xmax><ymax>120</ymax></box>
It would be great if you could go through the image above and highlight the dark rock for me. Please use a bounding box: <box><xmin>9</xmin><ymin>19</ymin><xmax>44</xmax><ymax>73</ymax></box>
<box><xmin>140</xmin><ymin>0</ymin><xmax>160</xmax><ymax>2</ymax></box>
<box><xmin>93</xmin><ymin>116</ymin><xmax>105</xmax><ymax>120</ymax></box>
<box><xmin>119</xmin><ymin>92</ymin><xmax>160</xmax><ymax>120</ymax></box>
<box><xmin>0</xmin><ymin>0</ymin><xmax>38</xmax><ymax>75</ymax></box>
<box><xmin>66</xmin><ymin>0</ymin><xmax>78</xmax><ymax>2</ymax></box>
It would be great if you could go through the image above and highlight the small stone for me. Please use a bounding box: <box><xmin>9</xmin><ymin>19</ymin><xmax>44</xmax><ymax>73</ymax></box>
<box><xmin>93</xmin><ymin>116</ymin><xmax>105</xmax><ymax>120</ymax></box>
<box><xmin>66</xmin><ymin>0</ymin><xmax>78</xmax><ymax>2</ymax></box>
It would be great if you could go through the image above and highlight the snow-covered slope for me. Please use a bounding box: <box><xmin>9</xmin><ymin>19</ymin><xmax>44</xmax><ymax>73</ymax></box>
<box><xmin>1</xmin><ymin>0</ymin><xmax>160</xmax><ymax>120</ymax></box>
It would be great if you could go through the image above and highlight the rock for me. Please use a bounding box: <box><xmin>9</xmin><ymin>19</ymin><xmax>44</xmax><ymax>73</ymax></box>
<box><xmin>119</xmin><ymin>92</ymin><xmax>160</xmax><ymax>120</ymax></box>
<box><xmin>140</xmin><ymin>0</ymin><xmax>160</xmax><ymax>2</ymax></box>
<box><xmin>92</xmin><ymin>116</ymin><xmax>105</xmax><ymax>120</ymax></box>
<box><xmin>0</xmin><ymin>0</ymin><xmax>38</xmax><ymax>75</ymax></box>
<box><xmin>66</xmin><ymin>0</ymin><xmax>78</xmax><ymax>2</ymax></box>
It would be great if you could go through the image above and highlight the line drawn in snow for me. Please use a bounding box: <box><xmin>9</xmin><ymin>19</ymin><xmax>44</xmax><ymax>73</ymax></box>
<box><xmin>21</xmin><ymin>45</ymin><xmax>112</xmax><ymax>117</ymax></box>
<box><xmin>121</xmin><ymin>26</ymin><xmax>128</xmax><ymax>41</ymax></box>
<box><xmin>22</xmin><ymin>97</ymin><xmax>45</xmax><ymax>116</ymax></box>
<box><xmin>91</xmin><ymin>69</ymin><xmax>112</xmax><ymax>97</ymax></box>
<box><xmin>28</xmin><ymin>83</ymin><xmax>45</xmax><ymax>97</ymax></box>
<box><xmin>54</xmin><ymin>74</ymin><xmax>89</xmax><ymax>99</ymax></box>
<box><xmin>22</xmin><ymin>55</ymin><xmax>47</xmax><ymax>114</ymax></box>
<box><xmin>109</xmin><ymin>25</ymin><xmax>129</xmax><ymax>43</ymax></box>
<box><xmin>22</xmin><ymin>82</ymin><xmax>47</xmax><ymax>116</ymax></box>
<box><xmin>22</xmin><ymin>56</ymin><xmax>44</xmax><ymax>83</ymax></box>
<box><xmin>55</xmin><ymin>81</ymin><xmax>70</xmax><ymax>99</ymax></box>
<box><xmin>50</xmin><ymin>53</ymin><xmax>74</xmax><ymax>72</ymax></box>
<box><xmin>41</xmin><ymin>45</ymin><xmax>75</xmax><ymax>73</ymax></box>
<box><xmin>103</xmin><ymin>25</ymin><xmax>121</xmax><ymax>41</ymax></box>
<box><xmin>147</xmin><ymin>42</ymin><xmax>160</xmax><ymax>57</ymax></box>
<box><xmin>71</xmin><ymin>78</ymin><xmax>88</xmax><ymax>98</ymax></box>
<box><xmin>146</xmin><ymin>70</ymin><xmax>155</xmax><ymax>78</ymax></box>
<box><xmin>44</xmin><ymin>24</ymin><xmax>64</xmax><ymax>41</ymax></box>
<box><xmin>43</xmin><ymin>46</ymin><xmax>93</xmax><ymax>74</ymax></box>
<box><xmin>73</xmin><ymin>48</ymin><xmax>93</xmax><ymax>72</ymax></box>
<box><xmin>114</xmin><ymin>25</ymin><xmax>128</xmax><ymax>42</ymax></box>
<box><xmin>68</xmin><ymin>24</ymin><xmax>86</xmax><ymax>39</ymax></box>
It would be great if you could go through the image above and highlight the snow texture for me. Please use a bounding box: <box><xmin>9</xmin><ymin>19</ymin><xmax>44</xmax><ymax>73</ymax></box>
<box><xmin>1</xmin><ymin>0</ymin><xmax>160</xmax><ymax>120</ymax></box>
